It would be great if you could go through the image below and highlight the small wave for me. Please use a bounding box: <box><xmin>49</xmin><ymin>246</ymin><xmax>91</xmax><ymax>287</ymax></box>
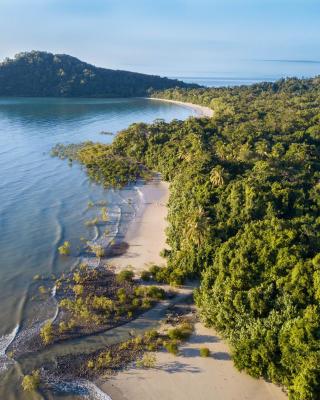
<box><xmin>135</xmin><ymin>186</ymin><xmax>145</xmax><ymax>202</ymax></box>
<box><xmin>0</xmin><ymin>325</ymin><xmax>19</xmax><ymax>356</ymax></box>
<box><xmin>48</xmin><ymin>378</ymin><xmax>112</xmax><ymax>400</ymax></box>
<box><xmin>0</xmin><ymin>325</ymin><xmax>20</xmax><ymax>372</ymax></box>
<box><xmin>51</xmin><ymin>285</ymin><xmax>57</xmax><ymax>297</ymax></box>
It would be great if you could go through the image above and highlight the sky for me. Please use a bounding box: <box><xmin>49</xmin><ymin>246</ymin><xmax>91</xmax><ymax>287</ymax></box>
<box><xmin>0</xmin><ymin>0</ymin><xmax>319</xmax><ymax>78</ymax></box>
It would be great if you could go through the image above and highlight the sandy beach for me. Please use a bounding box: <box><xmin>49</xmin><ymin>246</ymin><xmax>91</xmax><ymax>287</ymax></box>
<box><xmin>100</xmin><ymin>322</ymin><xmax>287</xmax><ymax>400</ymax></box>
<box><xmin>148</xmin><ymin>97</ymin><xmax>214</xmax><ymax>118</ymax></box>
<box><xmin>102</xmin><ymin>176</ymin><xmax>288</xmax><ymax>400</ymax></box>
<box><xmin>108</xmin><ymin>179</ymin><xmax>170</xmax><ymax>273</ymax></box>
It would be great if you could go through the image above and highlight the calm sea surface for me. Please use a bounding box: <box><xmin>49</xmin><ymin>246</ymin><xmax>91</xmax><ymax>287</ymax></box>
<box><xmin>0</xmin><ymin>97</ymin><xmax>197</xmax><ymax>399</ymax></box>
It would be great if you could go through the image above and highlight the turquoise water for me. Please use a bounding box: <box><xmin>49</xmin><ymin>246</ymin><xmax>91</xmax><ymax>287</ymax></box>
<box><xmin>0</xmin><ymin>97</ymin><xmax>196</xmax><ymax>399</ymax></box>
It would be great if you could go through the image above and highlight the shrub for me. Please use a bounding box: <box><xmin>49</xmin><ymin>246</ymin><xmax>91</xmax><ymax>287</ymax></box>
<box><xmin>134</xmin><ymin>286</ymin><xmax>146</xmax><ymax>297</ymax></box>
<box><xmin>165</xmin><ymin>340</ymin><xmax>179</xmax><ymax>355</ymax></box>
<box><xmin>149</xmin><ymin>264</ymin><xmax>160</xmax><ymax>278</ymax></box>
<box><xmin>21</xmin><ymin>370</ymin><xmax>40</xmax><ymax>392</ymax></box>
<box><xmin>145</xmin><ymin>286</ymin><xmax>165</xmax><ymax>300</ymax></box>
<box><xmin>58</xmin><ymin>241</ymin><xmax>71</xmax><ymax>255</ymax></box>
<box><xmin>87</xmin><ymin>360</ymin><xmax>94</xmax><ymax>369</ymax></box>
<box><xmin>38</xmin><ymin>286</ymin><xmax>47</xmax><ymax>294</ymax></box>
<box><xmin>146</xmin><ymin>343</ymin><xmax>158</xmax><ymax>351</ymax></box>
<box><xmin>87</xmin><ymin>200</ymin><xmax>94</xmax><ymax>208</ymax></box>
<box><xmin>136</xmin><ymin>353</ymin><xmax>156</xmax><ymax>368</ymax></box>
<box><xmin>72</xmin><ymin>284</ymin><xmax>84</xmax><ymax>296</ymax></box>
<box><xmin>141</xmin><ymin>299</ymin><xmax>151</xmax><ymax>309</ymax></box>
<box><xmin>167</xmin><ymin>323</ymin><xmax>193</xmax><ymax>341</ymax></box>
<box><xmin>68</xmin><ymin>319</ymin><xmax>76</xmax><ymax>329</ymax></box>
<box><xmin>97</xmin><ymin>351</ymin><xmax>112</xmax><ymax>368</ymax></box>
<box><xmin>141</xmin><ymin>270</ymin><xmax>151</xmax><ymax>281</ymax></box>
<box><xmin>40</xmin><ymin>321</ymin><xmax>54</xmax><ymax>345</ymax></box>
<box><xmin>89</xmin><ymin>244</ymin><xmax>105</xmax><ymax>258</ymax></box>
<box><xmin>101</xmin><ymin>207</ymin><xmax>109</xmax><ymax>221</ymax></box>
<box><xmin>73</xmin><ymin>271</ymin><xmax>82</xmax><ymax>284</ymax></box>
<box><xmin>131</xmin><ymin>298</ymin><xmax>141</xmax><ymax>308</ymax></box>
<box><xmin>117</xmin><ymin>288</ymin><xmax>127</xmax><ymax>303</ymax></box>
<box><xmin>200</xmin><ymin>347</ymin><xmax>210</xmax><ymax>357</ymax></box>
<box><xmin>144</xmin><ymin>329</ymin><xmax>158</xmax><ymax>342</ymax></box>
<box><xmin>160</xmin><ymin>248</ymin><xmax>171</xmax><ymax>258</ymax></box>
<box><xmin>116</xmin><ymin>269</ymin><xmax>134</xmax><ymax>283</ymax></box>
<box><xmin>169</xmin><ymin>271</ymin><xmax>184</xmax><ymax>286</ymax></box>
<box><xmin>119</xmin><ymin>341</ymin><xmax>131</xmax><ymax>351</ymax></box>
<box><xmin>92</xmin><ymin>296</ymin><xmax>114</xmax><ymax>312</ymax></box>
<box><xmin>58</xmin><ymin>321</ymin><xmax>68</xmax><ymax>334</ymax></box>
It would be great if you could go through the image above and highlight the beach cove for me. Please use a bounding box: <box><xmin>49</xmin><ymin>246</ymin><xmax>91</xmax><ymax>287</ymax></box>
<box><xmin>0</xmin><ymin>96</ymin><xmax>288</xmax><ymax>400</ymax></box>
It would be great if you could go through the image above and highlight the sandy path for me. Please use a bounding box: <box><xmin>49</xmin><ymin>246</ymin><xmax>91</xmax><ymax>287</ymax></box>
<box><xmin>100</xmin><ymin>322</ymin><xmax>287</xmax><ymax>400</ymax></box>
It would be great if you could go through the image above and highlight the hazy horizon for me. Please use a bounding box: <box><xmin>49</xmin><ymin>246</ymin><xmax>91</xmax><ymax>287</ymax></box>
<box><xmin>1</xmin><ymin>0</ymin><xmax>319</xmax><ymax>80</ymax></box>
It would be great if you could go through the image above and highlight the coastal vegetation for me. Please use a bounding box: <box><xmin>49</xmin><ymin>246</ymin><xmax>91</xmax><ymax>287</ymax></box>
<box><xmin>52</xmin><ymin>141</ymin><xmax>152</xmax><ymax>188</ymax></box>
<box><xmin>0</xmin><ymin>51</ymin><xmax>196</xmax><ymax>98</ymax></box>
<box><xmin>200</xmin><ymin>347</ymin><xmax>210</xmax><ymax>357</ymax></box>
<box><xmin>39</xmin><ymin>265</ymin><xmax>167</xmax><ymax>345</ymax></box>
<box><xmin>54</xmin><ymin>75</ymin><xmax>320</xmax><ymax>399</ymax></box>
<box><xmin>58</xmin><ymin>241</ymin><xmax>71</xmax><ymax>255</ymax></box>
<box><xmin>49</xmin><ymin>312</ymin><xmax>196</xmax><ymax>381</ymax></box>
<box><xmin>21</xmin><ymin>370</ymin><xmax>40</xmax><ymax>392</ymax></box>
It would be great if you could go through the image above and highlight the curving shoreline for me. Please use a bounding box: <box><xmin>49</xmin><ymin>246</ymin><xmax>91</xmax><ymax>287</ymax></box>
<box><xmin>147</xmin><ymin>97</ymin><xmax>214</xmax><ymax>118</ymax></box>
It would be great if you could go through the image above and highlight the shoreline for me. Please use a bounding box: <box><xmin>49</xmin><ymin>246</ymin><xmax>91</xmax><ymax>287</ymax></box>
<box><xmin>107</xmin><ymin>179</ymin><xmax>170</xmax><ymax>274</ymax></box>
<box><xmin>147</xmin><ymin>97</ymin><xmax>213</xmax><ymax>118</ymax></box>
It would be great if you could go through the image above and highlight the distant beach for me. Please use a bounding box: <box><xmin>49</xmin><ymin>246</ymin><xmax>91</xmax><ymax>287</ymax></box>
<box><xmin>148</xmin><ymin>97</ymin><xmax>213</xmax><ymax>118</ymax></box>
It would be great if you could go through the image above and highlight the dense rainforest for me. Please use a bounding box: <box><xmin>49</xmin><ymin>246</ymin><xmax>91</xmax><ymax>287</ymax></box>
<box><xmin>0</xmin><ymin>51</ymin><xmax>195</xmax><ymax>97</ymax></box>
<box><xmin>54</xmin><ymin>76</ymin><xmax>320</xmax><ymax>399</ymax></box>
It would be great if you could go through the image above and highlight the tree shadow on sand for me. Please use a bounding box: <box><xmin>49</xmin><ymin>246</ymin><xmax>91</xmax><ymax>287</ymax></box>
<box><xmin>212</xmin><ymin>352</ymin><xmax>231</xmax><ymax>360</ymax></box>
<box><xmin>156</xmin><ymin>361</ymin><xmax>202</xmax><ymax>374</ymax></box>
<box><xmin>189</xmin><ymin>334</ymin><xmax>220</xmax><ymax>344</ymax></box>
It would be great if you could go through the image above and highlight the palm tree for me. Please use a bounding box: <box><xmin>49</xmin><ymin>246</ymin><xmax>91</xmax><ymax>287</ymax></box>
<box><xmin>184</xmin><ymin>207</ymin><xmax>209</xmax><ymax>247</ymax></box>
<box><xmin>210</xmin><ymin>165</ymin><xmax>227</xmax><ymax>187</ymax></box>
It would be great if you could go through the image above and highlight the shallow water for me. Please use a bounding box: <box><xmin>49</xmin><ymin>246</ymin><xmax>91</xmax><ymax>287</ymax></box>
<box><xmin>0</xmin><ymin>97</ymin><xmax>196</xmax><ymax>398</ymax></box>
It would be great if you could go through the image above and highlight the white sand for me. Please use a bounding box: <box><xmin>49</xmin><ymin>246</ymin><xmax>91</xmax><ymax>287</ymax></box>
<box><xmin>148</xmin><ymin>97</ymin><xmax>213</xmax><ymax>118</ymax></box>
<box><xmin>108</xmin><ymin>180</ymin><xmax>169</xmax><ymax>273</ymax></box>
<box><xmin>100</xmin><ymin>322</ymin><xmax>287</xmax><ymax>400</ymax></box>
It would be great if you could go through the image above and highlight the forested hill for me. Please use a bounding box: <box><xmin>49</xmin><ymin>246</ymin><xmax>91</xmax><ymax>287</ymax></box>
<box><xmin>0</xmin><ymin>51</ymin><xmax>196</xmax><ymax>97</ymax></box>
